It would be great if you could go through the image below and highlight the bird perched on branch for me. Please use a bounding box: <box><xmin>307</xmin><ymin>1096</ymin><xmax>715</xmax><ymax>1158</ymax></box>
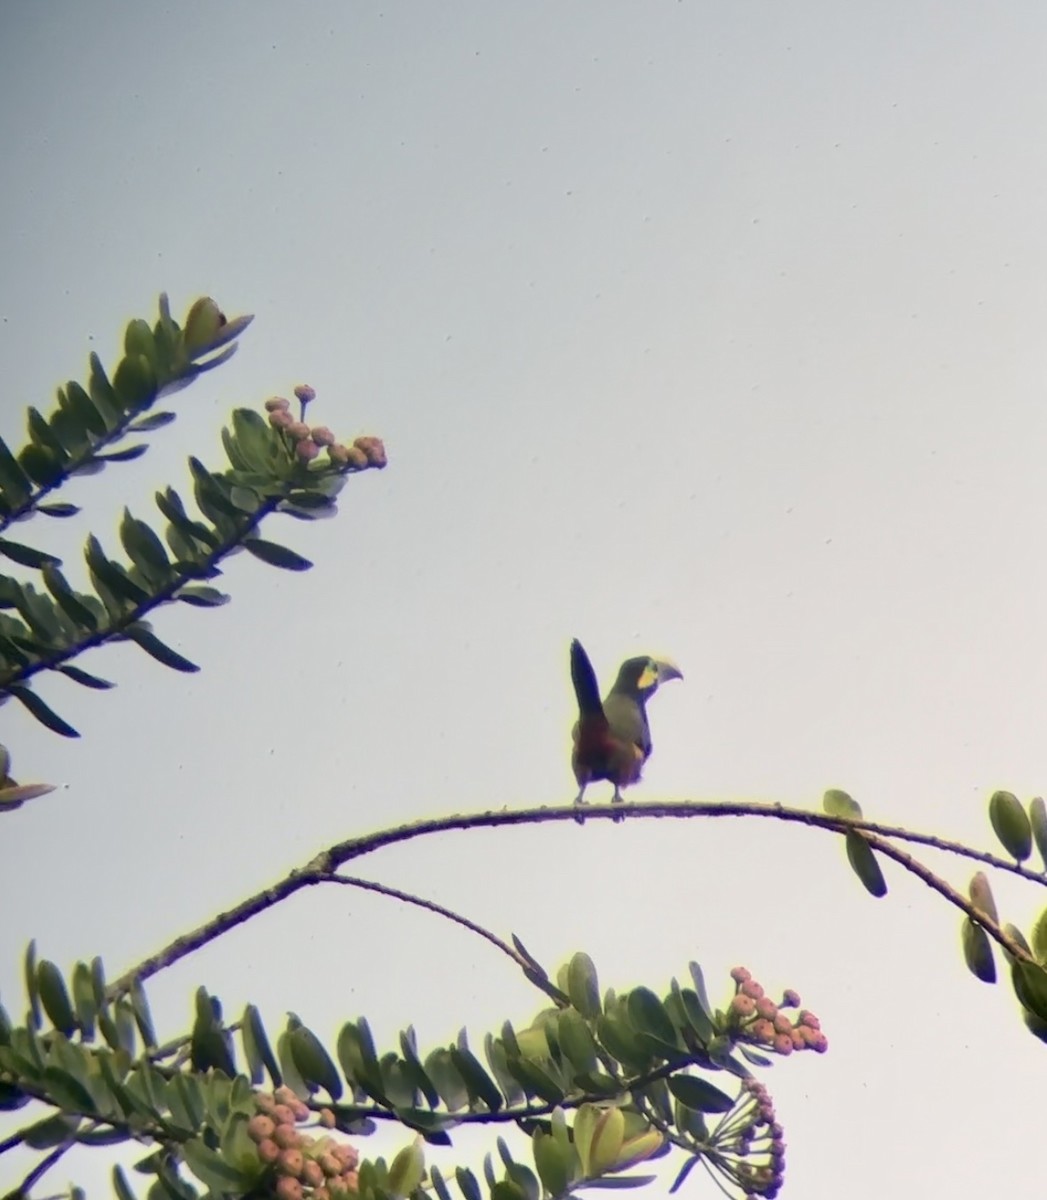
<box><xmin>570</xmin><ymin>638</ymin><xmax>683</xmax><ymax>821</ymax></box>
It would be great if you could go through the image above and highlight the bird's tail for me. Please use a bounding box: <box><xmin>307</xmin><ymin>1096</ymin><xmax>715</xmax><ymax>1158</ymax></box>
<box><xmin>570</xmin><ymin>639</ymin><xmax>604</xmax><ymax>717</ymax></box>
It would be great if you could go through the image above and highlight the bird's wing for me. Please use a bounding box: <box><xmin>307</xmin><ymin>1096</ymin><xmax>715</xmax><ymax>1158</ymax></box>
<box><xmin>603</xmin><ymin>693</ymin><xmax>652</xmax><ymax>758</ymax></box>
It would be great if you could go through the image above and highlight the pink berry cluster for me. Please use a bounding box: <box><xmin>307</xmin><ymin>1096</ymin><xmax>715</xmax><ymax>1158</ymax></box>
<box><xmin>247</xmin><ymin>1086</ymin><xmax>359</xmax><ymax>1200</ymax></box>
<box><xmin>726</xmin><ymin>967</ymin><xmax>827</xmax><ymax>1055</ymax></box>
<box><xmin>708</xmin><ymin>1077</ymin><xmax>785</xmax><ymax>1199</ymax></box>
<box><xmin>265</xmin><ymin>386</ymin><xmax>387</xmax><ymax>470</ymax></box>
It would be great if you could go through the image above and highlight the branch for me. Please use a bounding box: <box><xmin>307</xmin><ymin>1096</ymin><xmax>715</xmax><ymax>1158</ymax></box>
<box><xmin>112</xmin><ymin>799</ymin><xmax>1041</xmax><ymax>994</ymax></box>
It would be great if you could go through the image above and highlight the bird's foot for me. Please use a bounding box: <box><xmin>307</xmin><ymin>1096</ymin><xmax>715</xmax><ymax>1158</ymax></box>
<box><xmin>611</xmin><ymin>788</ymin><xmax>625</xmax><ymax>823</ymax></box>
<box><xmin>573</xmin><ymin>792</ymin><xmax>588</xmax><ymax>825</ymax></box>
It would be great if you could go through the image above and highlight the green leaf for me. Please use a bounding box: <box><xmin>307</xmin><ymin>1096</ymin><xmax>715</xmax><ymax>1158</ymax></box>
<box><xmin>1031</xmin><ymin>907</ymin><xmax>1047</xmax><ymax>965</ymax></box>
<box><xmin>0</xmin><ymin>538</ymin><xmax>60</xmax><ymax>569</ymax></box>
<box><xmin>119</xmin><ymin>510</ymin><xmax>172</xmax><ymax>584</ymax></box>
<box><xmin>43</xmin><ymin>566</ymin><xmax>99</xmax><ymax>631</ymax></box>
<box><xmin>84</xmin><ymin>535</ymin><xmax>149</xmax><ymax>605</ymax></box>
<box><xmin>425</xmin><ymin>1048</ymin><xmax>470</xmax><ymax>1111</ymax></box>
<box><xmin>845</xmin><ymin>830</ymin><xmax>887</xmax><ymax>897</ymax></box>
<box><xmin>961</xmin><ymin>918</ymin><xmax>996</xmax><ymax>983</ymax></box>
<box><xmin>823</xmin><ymin>788</ymin><xmax>862</xmax><ymax>819</ymax></box>
<box><xmin>989</xmin><ymin>790</ymin><xmax>1032</xmax><ymax>862</ymax></box>
<box><xmin>23</xmin><ymin>1111</ymin><xmax>82</xmax><ymax>1149</ymax></box>
<box><xmin>37</xmin><ymin>501</ymin><xmax>80</xmax><ymax>517</ymax></box>
<box><xmin>129</xmin><ymin>977</ymin><xmax>157</xmax><ymax>1049</ymax></box>
<box><xmin>400</xmin><ymin>1026</ymin><xmax>441</xmax><ymax>1108</ymax></box>
<box><xmin>26</xmin><ymin>406</ymin><xmax>70</xmax><ymax>462</ymax></box>
<box><xmin>58</xmin><ymin>664</ymin><xmax>115</xmax><ymax>690</ymax></box>
<box><xmin>1030</xmin><ymin>797</ymin><xmax>1047</xmax><ymax>873</ymax></box>
<box><xmin>37</xmin><ymin>959</ymin><xmax>77</xmax><ymax>1035</ymax></box>
<box><xmin>175</xmin><ymin>585</ymin><xmax>229</xmax><ymax>608</ymax></box>
<box><xmin>112</xmin><ymin>354</ymin><xmax>158</xmax><ymax>410</ymax></box>
<box><xmin>181</xmin><ymin>1137</ymin><xmax>253</xmax><ymax>1194</ymax></box>
<box><xmin>1012</xmin><ymin>958</ymin><xmax>1047</xmax><ymax>1023</ymax></box>
<box><xmin>244</xmin><ymin>538</ymin><xmax>312</xmax><ymax>571</ymax></box>
<box><xmin>451</xmin><ymin>1043</ymin><xmax>503</xmax><ymax>1112</ymax></box>
<box><xmin>567</xmin><ymin>952</ymin><xmax>601</xmax><ymax>1019</ymax></box>
<box><xmin>242</xmin><ymin>1003</ymin><xmax>280</xmax><ymax>1086</ymax></box>
<box><xmin>72</xmin><ymin>962</ymin><xmax>97</xmax><ymax>1039</ymax></box>
<box><xmin>19</xmin><ymin>444</ymin><xmax>64</xmax><ymax>486</ymax></box>
<box><xmin>455</xmin><ymin>1167</ymin><xmax>483</xmax><ymax>1200</ymax></box>
<box><xmin>8</xmin><ymin>685</ymin><xmax>79</xmax><ymax>737</ymax></box>
<box><xmin>289</xmin><ymin>1023</ymin><xmax>343</xmax><ymax>1100</ymax></box>
<box><xmin>112</xmin><ymin>1165</ymin><xmax>139</xmax><ymax>1200</ymax></box>
<box><xmin>124</xmin><ymin>625</ymin><xmax>199</xmax><ymax>673</ymax></box>
<box><xmin>96</xmin><ymin>444</ymin><xmax>148</xmax><ymax>464</ymax></box>
<box><xmin>42</xmin><ymin>1064</ymin><xmax>97</xmax><ymax>1112</ymax></box>
<box><xmin>129</xmin><ymin>411</ymin><xmax>176</xmax><ymax>432</ymax></box>
<box><xmin>0</xmin><ymin>435</ymin><xmax>32</xmax><ymax>505</ymax></box>
<box><xmin>594</xmin><ymin>1013</ymin><xmax>650</xmax><ymax>1073</ymax></box>
<box><xmin>626</xmin><ymin>988</ymin><xmax>677</xmax><ymax>1047</ymax></box>
<box><xmin>533</xmin><ymin>1129</ymin><xmax>574</xmax><ymax>1197</ymax></box>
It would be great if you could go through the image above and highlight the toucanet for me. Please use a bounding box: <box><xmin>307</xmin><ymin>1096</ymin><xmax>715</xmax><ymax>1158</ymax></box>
<box><xmin>570</xmin><ymin>638</ymin><xmax>682</xmax><ymax>820</ymax></box>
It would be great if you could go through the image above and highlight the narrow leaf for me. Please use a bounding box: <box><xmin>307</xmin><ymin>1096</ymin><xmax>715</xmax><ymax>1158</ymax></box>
<box><xmin>244</xmin><ymin>539</ymin><xmax>312</xmax><ymax>571</ymax></box>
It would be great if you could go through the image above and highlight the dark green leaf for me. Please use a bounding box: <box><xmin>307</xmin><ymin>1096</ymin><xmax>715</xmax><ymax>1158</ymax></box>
<box><xmin>129</xmin><ymin>411</ymin><xmax>176</xmax><ymax>432</ymax></box>
<box><xmin>112</xmin><ymin>1165</ymin><xmax>139</xmax><ymax>1200</ymax></box>
<box><xmin>37</xmin><ymin>959</ymin><xmax>77</xmax><ymax>1035</ymax></box>
<box><xmin>119</xmin><ymin>510</ymin><xmax>171</xmax><ymax>583</ymax></box>
<box><xmin>42</xmin><ymin>1064</ymin><xmax>97</xmax><ymax>1112</ymax></box>
<box><xmin>989</xmin><ymin>790</ymin><xmax>1033</xmax><ymax>862</ymax></box>
<box><xmin>129</xmin><ymin>978</ymin><xmax>157</xmax><ymax>1049</ymax></box>
<box><xmin>37</xmin><ymin>502</ymin><xmax>80</xmax><ymax>517</ymax></box>
<box><xmin>242</xmin><ymin>1003</ymin><xmax>280</xmax><ymax>1087</ymax></box>
<box><xmin>96</xmin><ymin>444</ymin><xmax>148</xmax><ymax>464</ymax></box>
<box><xmin>845</xmin><ymin>830</ymin><xmax>887</xmax><ymax>897</ymax></box>
<box><xmin>1013</xmin><ymin>959</ymin><xmax>1047</xmax><ymax>1023</ymax></box>
<box><xmin>124</xmin><ymin>626</ymin><xmax>199</xmax><ymax>673</ymax></box>
<box><xmin>244</xmin><ymin>539</ymin><xmax>312</xmax><ymax>571</ymax></box>
<box><xmin>24</xmin><ymin>1112</ymin><xmax>82</xmax><ymax>1149</ymax></box>
<box><xmin>961</xmin><ymin>918</ymin><xmax>996</xmax><ymax>983</ymax></box>
<box><xmin>455</xmin><ymin>1167</ymin><xmax>483</xmax><ymax>1200</ymax></box>
<box><xmin>0</xmin><ymin>436</ymin><xmax>32</xmax><ymax>505</ymax></box>
<box><xmin>667</xmin><ymin>1074</ymin><xmax>733</xmax><ymax>1114</ymax></box>
<box><xmin>26</xmin><ymin>407</ymin><xmax>69</xmax><ymax>462</ymax></box>
<box><xmin>425</xmin><ymin>1048</ymin><xmax>470</xmax><ymax>1111</ymax></box>
<box><xmin>58</xmin><ymin>664</ymin><xmax>114</xmax><ymax>690</ymax></box>
<box><xmin>43</xmin><ymin>566</ymin><xmax>99</xmax><ymax>631</ymax></box>
<box><xmin>84</xmin><ymin>535</ymin><xmax>150</xmax><ymax>605</ymax></box>
<box><xmin>8</xmin><ymin>685</ymin><xmax>79</xmax><ymax>737</ymax></box>
<box><xmin>451</xmin><ymin>1045</ymin><xmax>503</xmax><ymax>1112</ymax></box>
<box><xmin>19</xmin><ymin>444</ymin><xmax>64</xmax><ymax>486</ymax></box>
<box><xmin>626</xmin><ymin>988</ymin><xmax>677</xmax><ymax>1046</ymax></box>
<box><xmin>0</xmin><ymin>538</ymin><xmax>59</xmax><ymax>569</ymax></box>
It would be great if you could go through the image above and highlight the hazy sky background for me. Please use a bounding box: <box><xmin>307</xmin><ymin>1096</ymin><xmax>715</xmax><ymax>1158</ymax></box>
<box><xmin>2</xmin><ymin>3</ymin><xmax>1046</xmax><ymax>1196</ymax></box>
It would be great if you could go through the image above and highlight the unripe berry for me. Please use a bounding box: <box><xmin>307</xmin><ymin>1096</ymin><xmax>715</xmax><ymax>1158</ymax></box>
<box><xmin>274</xmin><ymin>1178</ymin><xmax>302</xmax><ymax>1200</ymax></box>
<box><xmin>278</xmin><ymin>1148</ymin><xmax>305</xmax><ymax>1178</ymax></box>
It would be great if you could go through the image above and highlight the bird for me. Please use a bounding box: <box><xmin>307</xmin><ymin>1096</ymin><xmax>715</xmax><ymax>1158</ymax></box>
<box><xmin>570</xmin><ymin>638</ymin><xmax>683</xmax><ymax>821</ymax></box>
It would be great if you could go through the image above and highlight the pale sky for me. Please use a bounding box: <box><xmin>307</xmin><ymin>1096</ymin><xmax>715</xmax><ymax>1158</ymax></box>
<box><xmin>2</xmin><ymin>3</ymin><xmax>1046</xmax><ymax>1197</ymax></box>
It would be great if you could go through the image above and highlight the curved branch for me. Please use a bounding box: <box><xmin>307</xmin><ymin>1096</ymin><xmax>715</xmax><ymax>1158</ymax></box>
<box><xmin>112</xmin><ymin>799</ymin><xmax>1041</xmax><ymax>995</ymax></box>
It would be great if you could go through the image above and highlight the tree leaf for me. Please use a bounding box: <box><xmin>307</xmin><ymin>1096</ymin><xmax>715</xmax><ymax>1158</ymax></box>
<box><xmin>845</xmin><ymin>830</ymin><xmax>887</xmax><ymax>897</ymax></box>
<box><xmin>989</xmin><ymin>790</ymin><xmax>1032</xmax><ymax>862</ymax></box>
<box><xmin>7</xmin><ymin>685</ymin><xmax>79</xmax><ymax>737</ymax></box>
<box><xmin>124</xmin><ymin>626</ymin><xmax>199</xmax><ymax>673</ymax></box>
<box><xmin>96</xmin><ymin>444</ymin><xmax>148</xmax><ymax>464</ymax></box>
<box><xmin>244</xmin><ymin>539</ymin><xmax>312</xmax><ymax>571</ymax></box>
<box><xmin>0</xmin><ymin>538</ymin><xmax>60</xmax><ymax>569</ymax></box>
<box><xmin>57</xmin><ymin>664</ymin><xmax>114</xmax><ymax>690</ymax></box>
<box><xmin>961</xmin><ymin>918</ymin><xmax>996</xmax><ymax>984</ymax></box>
<box><xmin>37</xmin><ymin>502</ymin><xmax>80</xmax><ymax>517</ymax></box>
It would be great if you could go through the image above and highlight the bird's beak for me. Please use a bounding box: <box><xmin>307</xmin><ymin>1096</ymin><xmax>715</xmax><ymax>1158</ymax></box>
<box><xmin>655</xmin><ymin>659</ymin><xmax>683</xmax><ymax>684</ymax></box>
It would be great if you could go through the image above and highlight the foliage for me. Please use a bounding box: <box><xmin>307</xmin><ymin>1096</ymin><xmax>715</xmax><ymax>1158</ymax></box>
<box><xmin>6</xmin><ymin>295</ymin><xmax>1047</xmax><ymax>1200</ymax></box>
